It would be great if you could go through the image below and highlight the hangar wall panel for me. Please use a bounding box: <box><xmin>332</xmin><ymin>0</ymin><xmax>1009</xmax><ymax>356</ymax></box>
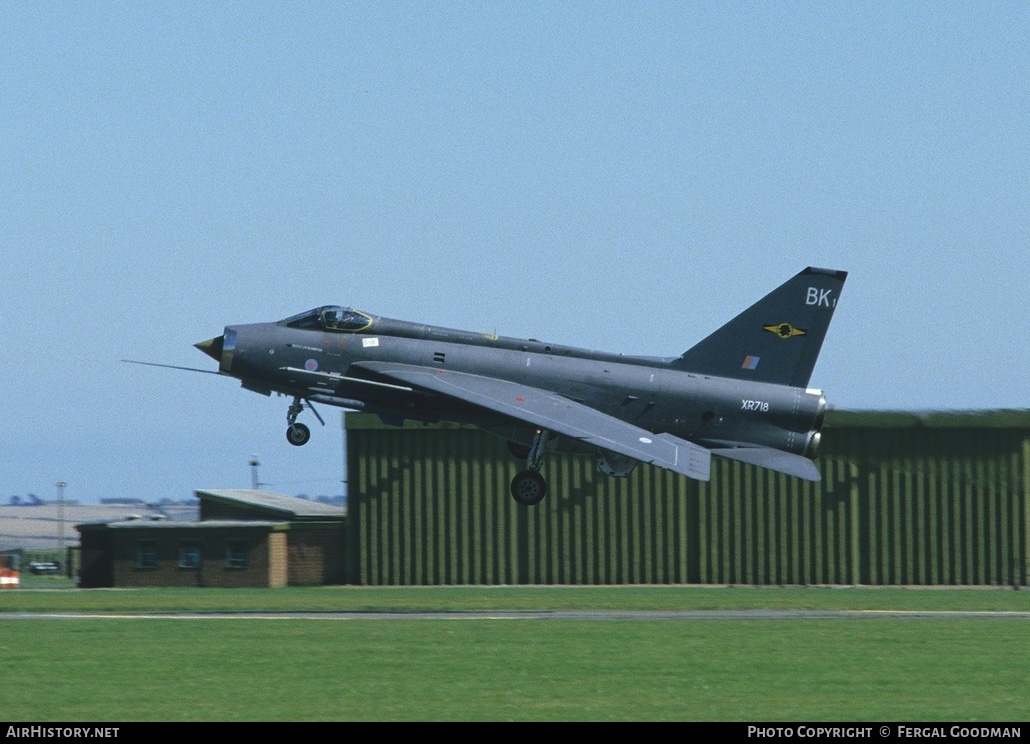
<box><xmin>823</xmin><ymin>425</ymin><xmax>1027</xmax><ymax>586</ymax></box>
<box><xmin>345</xmin><ymin>412</ymin><xmax>1028</xmax><ymax>586</ymax></box>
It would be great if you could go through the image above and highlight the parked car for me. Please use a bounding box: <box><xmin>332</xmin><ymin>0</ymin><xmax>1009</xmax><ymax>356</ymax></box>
<box><xmin>28</xmin><ymin>561</ymin><xmax>60</xmax><ymax>575</ymax></box>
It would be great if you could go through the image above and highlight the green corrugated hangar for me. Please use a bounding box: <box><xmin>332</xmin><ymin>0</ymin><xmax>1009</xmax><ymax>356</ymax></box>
<box><xmin>344</xmin><ymin>410</ymin><xmax>1029</xmax><ymax>587</ymax></box>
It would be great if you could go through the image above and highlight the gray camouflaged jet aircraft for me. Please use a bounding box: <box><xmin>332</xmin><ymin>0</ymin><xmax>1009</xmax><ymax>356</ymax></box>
<box><xmin>176</xmin><ymin>267</ymin><xmax>846</xmax><ymax>505</ymax></box>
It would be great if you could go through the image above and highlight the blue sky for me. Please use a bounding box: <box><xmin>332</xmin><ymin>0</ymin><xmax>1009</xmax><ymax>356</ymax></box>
<box><xmin>2</xmin><ymin>3</ymin><xmax>1026</xmax><ymax>504</ymax></box>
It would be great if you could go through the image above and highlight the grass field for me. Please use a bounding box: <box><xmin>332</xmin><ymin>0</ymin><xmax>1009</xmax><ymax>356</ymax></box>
<box><xmin>2</xmin><ymin>585</ymin><xmax>1027</xmax><ymax>721</ymax></box>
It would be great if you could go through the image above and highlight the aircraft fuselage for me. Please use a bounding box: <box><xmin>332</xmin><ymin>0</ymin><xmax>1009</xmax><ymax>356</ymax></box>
<box><xmin>186</xmin><ymin>267</ymin><xmax>846</xmax><ymax>504</ymax></box>
<box><xmin>215</xmin><ymin>315</ymin><xmax>825</xmax><ymax>460</ymax></box>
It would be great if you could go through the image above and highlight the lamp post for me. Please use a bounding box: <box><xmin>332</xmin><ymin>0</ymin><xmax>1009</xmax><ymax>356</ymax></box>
<box><xmin>56</xmin><ymin>481</ymin><xmax>66</xmax><ymax>552</ymax></box>
<box><xmin>249</xmin><ymin>456</ymin><xmax>260</xmax><ymax>490</ymax></box>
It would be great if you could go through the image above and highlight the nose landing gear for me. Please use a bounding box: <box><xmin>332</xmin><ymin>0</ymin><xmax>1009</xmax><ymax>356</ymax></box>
<box><xmin>287</xmin><ymin>422</ymin><xmax>311</xmax><ymax>446</ymax></box>
<box><xmin>286</xmin><ymin>396</ymin><xmax>323</xmax><ymax>447</ymax></box>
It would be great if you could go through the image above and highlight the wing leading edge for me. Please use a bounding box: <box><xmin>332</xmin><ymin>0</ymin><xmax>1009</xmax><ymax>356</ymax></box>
<box><xmin>354</xmin><ymin>361</ymin><xmax>711</xmax><ymax>481</ymax></box>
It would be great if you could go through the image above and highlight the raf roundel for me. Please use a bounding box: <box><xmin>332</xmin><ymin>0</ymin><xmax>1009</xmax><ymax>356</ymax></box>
<box><xmin>305</xmin><ymin>359</ymin><xmax>319</xmax><ymax>372</ymax></box>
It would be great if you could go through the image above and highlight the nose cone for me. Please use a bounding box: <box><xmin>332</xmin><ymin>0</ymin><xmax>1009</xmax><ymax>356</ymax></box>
<box><xmin>194</xmin><ymin>335</ymin><xmax>224</xmax><ymax>362</ymax></box>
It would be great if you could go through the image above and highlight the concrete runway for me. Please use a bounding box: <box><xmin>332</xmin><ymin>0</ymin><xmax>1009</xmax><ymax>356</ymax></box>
<box><xmin>5</xmin><ymin>609</ymin><xmax>1029</xmax><ymax>620</ymax></box>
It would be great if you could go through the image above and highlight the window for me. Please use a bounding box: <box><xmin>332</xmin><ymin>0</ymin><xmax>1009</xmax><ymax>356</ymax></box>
<box><xmin>283</xmin><ymin>306</ymin><xmax>373</xmax><ymax>333</ymax></box>
<box><xmin>137</xmin><ymin>541</ymin><xmax>157</xmax><ymax>569</ymax></box>
<box><xmin>226</xmin><ymin>542</ymin><xmax>247</xmax><ymax>569</ymax></box>
<box><xmin>283</xmin><ymin>308</ymin><xmax>323</xmax><ymax>330</ymax></box>
<box><xmin>179</xmin><ymin>543</ymin><xmax>200</xmax><ymax>569</ymax></box>
<box><xmin>321</xmin><ymin>307</ymin><xmax>373</xmax><ymax>332</ymax></box>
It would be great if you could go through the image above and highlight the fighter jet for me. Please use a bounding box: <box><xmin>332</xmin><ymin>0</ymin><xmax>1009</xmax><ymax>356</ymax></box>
<box><xmin>176</xmin><ymin>267</ymin><xmax>845</xmax><ymax>505</ymax></box>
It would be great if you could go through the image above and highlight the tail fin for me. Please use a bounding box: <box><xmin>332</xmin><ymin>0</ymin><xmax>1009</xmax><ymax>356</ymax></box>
<box><xmin>672</xmin><ymin>267</ymin><xmax>847</xmax><ymax>388</ymax></box>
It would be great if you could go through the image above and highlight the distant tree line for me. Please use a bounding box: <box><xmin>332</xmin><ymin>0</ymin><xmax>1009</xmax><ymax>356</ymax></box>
<box><xmin>7</xmin><ymin>495</ymin><xmax>45</xmax><ymax>506</ymax></box>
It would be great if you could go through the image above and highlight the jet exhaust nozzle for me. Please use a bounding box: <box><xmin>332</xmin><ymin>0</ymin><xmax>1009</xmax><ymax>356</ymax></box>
<box><xmin>804</xmin><ymin>430</ymin><xmax>822</xmax><ymax>459</ymax></box>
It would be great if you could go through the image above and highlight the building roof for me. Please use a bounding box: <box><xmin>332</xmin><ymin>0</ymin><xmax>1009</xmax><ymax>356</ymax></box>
<box><xmin>345</xmin><ymin>409</ymin><xmax>1030</xmax><ymax>431</ymax></box>
<box><xmin>194</xmin><ymin>489</ymin><xmax>346</xmax><ymax>520</ymax></box>
<box><xmin>823</xmin><ymin>409</ymin><xmax>1030</xmax><ymax>429</ymax></box>
<box><xmin>78</xmin><ymin>519</ymin><xmax>286</xmax><ymax>531</ymax></box>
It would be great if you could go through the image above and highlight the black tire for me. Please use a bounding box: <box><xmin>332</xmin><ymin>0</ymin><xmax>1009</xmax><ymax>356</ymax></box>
<box><xmin>510</xmin><ymin>470</ymin><xmax>547</xmax><ymax>506</ymax></box>
<box><xmin>286</xmin><ymin>423</ymin><xmax>311</xmax><ymax>446</ymax></box>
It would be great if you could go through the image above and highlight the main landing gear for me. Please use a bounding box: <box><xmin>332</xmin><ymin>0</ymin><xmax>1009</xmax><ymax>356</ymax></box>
<box><xmin>286</xmin><ymin>396</ymin><xmax>324</xmax><ymax>447</ymax></box>
<box><xmin>510</xmin><ymin>429</ymin><xmax>550</xmax><ymax>506</ymax></box>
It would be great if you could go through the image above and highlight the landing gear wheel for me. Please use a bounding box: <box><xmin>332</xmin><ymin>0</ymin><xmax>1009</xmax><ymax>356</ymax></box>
<box><xmin>286</xmin><ymin>423</ymin><xmax>311</xmax><ymax>446</ymax></box>
<box><xmin>510</xmin><ymin>470</ymin><xmax>547</xmax><ymax>506</ymax></box>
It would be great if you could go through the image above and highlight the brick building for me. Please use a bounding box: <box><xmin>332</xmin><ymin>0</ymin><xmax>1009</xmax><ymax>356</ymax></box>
<box><xmin>77</xmin><ymin>490</ymin><xmax>346</xmax><ymax>588</ymax></box>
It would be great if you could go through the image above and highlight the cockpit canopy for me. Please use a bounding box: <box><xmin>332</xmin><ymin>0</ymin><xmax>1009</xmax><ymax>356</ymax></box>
<box><xmin>281</xmin><ymin>306</ymin><xmax>373</xmax><ymax>333</ymax></box>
